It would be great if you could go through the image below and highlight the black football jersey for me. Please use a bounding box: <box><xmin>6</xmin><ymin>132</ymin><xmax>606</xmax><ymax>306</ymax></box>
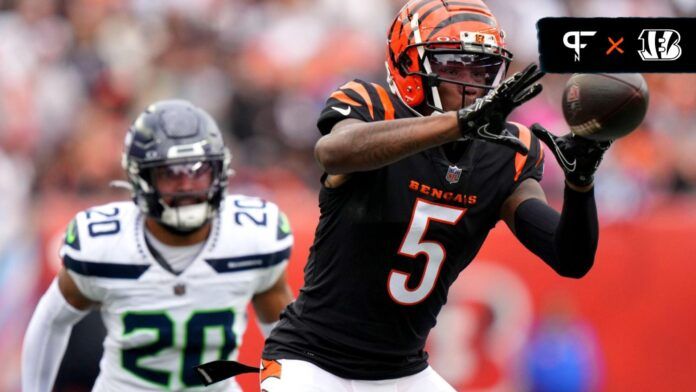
<box><xmin>263</xmin><ymin>80</ymin><xmax>544</xmax><ymax>380</ymax></box>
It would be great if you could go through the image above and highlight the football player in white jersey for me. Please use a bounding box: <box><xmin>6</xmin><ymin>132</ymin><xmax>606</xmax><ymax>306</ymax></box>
<box><xmin>21</xmin><ymin>100</ymin><xmax>294</xmax><ymax>392</ymax></box>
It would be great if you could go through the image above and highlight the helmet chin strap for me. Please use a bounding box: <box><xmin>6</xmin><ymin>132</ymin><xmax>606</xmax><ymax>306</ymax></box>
<box><xmin>159</xmin><ymin>202</ymin><xmax>211</xmax><ymax>233</ymax></box>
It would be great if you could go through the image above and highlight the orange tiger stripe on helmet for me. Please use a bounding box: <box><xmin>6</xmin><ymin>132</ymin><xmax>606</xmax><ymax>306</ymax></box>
<box><xmin>408</xmin><ymin>0</ymin><xmax>440</xmax><ymax>15</ymax></box>
<box><xmin>417</xmin><ymin>2</ymin><xmax>493</xmax><ymax>29</ymax></box>
<box><xmin>412</xmin><ymin>0</ymin><xmax>448</xmax><ymax>23</ymax></box>
<box><xmin>340</xmin><ymin>81</ymin><xmax>374</xmax><ymax>120</ymax></box>
<box><xmin>372</xmin><ymin>83</ymin><xmax>395</xmax><ymax>120</ymax></box>
<box><xmin>394</xmin><ymin>0</ymin><xmax>499</xmax><ymax>47</ymax></box>
<box><xmin>412</xmin><ymin>2</ymin><xmax>499</xmax><ymax>46</ymax></box>
<box><xmin>513</xmin><ymin>123</ymin><xmax>533</xmax><ymax>182</ymax></box>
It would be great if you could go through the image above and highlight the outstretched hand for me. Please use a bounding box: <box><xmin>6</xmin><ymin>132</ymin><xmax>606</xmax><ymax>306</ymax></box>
<box><xmin>531</xmin><ymin>123</ymin><xmax>612</xmax><ymax>187</ymax></box>
<box><xmin>457</xmin><ymin>63</ymin><xmax>545</xmax><ymax>155</ymax></box>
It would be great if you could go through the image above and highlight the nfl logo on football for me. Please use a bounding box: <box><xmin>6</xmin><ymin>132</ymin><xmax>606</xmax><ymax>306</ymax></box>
<box><xmin>446</xmin><ymin>165</ymin><xmax>463</xmax><ymax>184</ymax></box>
<box><xmin>566</xmin><ymin>84</ymin><xmax>582</xmax><ymax>118</ymax></box>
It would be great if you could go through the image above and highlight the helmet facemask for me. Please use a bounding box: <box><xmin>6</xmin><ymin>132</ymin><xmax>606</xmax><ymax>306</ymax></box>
<box><xmin>151</xmin><ymin>160</ymin><xmax>217</xmax><ymax>232</ymax></box>
<box><xmin>403</xmin><ymin>31</ymin><xmax>511</xmax><ymax>113</ymax></box>
<box><xmin>425</xmin><ymin>50</ymin><xmax>507</xmax><ymax>111</ymax></box>
<box><xmin>127</xmin><ymin>155</ymin><xmax>230</xmax><ymax>235</ymax></box>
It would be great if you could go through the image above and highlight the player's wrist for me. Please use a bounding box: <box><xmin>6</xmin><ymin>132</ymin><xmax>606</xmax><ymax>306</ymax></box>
<box><xmin>565</xmin><ymin>179</ymin><xmax>594</xmax><ymax>192</ymax></box>
<box><xmin>456</xmin><ymin>104</ymin><xmax>480</xmax><ymax>137</ymax></box>
<box><xmin>565</xmin><ymin>169</ymin><xmax>596</xmax><ymax>189</ymax></box>
<box><xmin>443</xmin><ymin>111</ymin><xmax>467</xmax><ymax>141</ymax></box>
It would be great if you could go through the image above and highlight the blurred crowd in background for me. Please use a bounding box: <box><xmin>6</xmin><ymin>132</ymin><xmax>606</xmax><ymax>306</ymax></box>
<box><xmin>1</xmin><ymin>0</ymin><xmax>695</xmax><ymax>227</ymax></box>
<box><xmin>0</xmin><ymin>0</ymin><xmax>694</xmax><ymax>235</ymax></box>
<box><xmin>0</xmin><ymin>0</ymin><xmax>694</xmax><ymax>390</ymax></box>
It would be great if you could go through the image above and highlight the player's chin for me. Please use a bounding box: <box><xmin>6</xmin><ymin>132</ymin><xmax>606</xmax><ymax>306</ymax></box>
<box><xmin>464</xmin><ymin>91</ymin><xmax>485</xmax><ymax>106</ymax></box>
<box><xmin>442</xmin><ymin>97</ymin><xmax>467</xmax><ymax>112</ymax></box>
<box><xmin>443</xmin><ymin>98</ymin><xmax>475</xmax><ymax>112</ymax></box>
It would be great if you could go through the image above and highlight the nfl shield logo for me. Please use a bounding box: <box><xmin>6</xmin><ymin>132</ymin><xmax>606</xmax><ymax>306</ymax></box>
<box><xmin>567</xmin><ymin>84</ymin><xmax>580</xmax><ymax>102</ymax></box>
<box><xmin>445</xmin><ymin>165</ymin><xmax>462</xmax><ymax>184</ymax></box>
<box><xmin>566</xmin><ymin>84</ymin><xmax>582</xmax><ymax>119</ymax></box>
<box><xmin>173</xmin><ymin>283</ymin><xmax>186</xmax><ymax>296</ymax></box>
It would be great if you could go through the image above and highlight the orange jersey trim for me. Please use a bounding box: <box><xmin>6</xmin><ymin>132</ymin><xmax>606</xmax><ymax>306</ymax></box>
<box><xmin>372</xmin><ymin>83</ymin><xmax>395</xmax><ymax>120</ymax></box>
<box><xmin>513</xmin><ymin>123</ymin><xmax>533</xmax><ymax>182</ymax></box>
<box><xmin>340</xmin><ymin>81</ymin><xmax>374</xmax><ymax>119</ymax></box>
<box><xmin>260</xmin><ymin>359</ymin><xmax>282</xmax><ymax>384</ymax></box>
<box><xmin>535</xmin><ymin>144</ymin><xmax>544</xmax><ymax>167</ymax></box>
<box><xmin>329</xmin><ymin>90</ymin><xmax>363</xmax><ymax>107</ymax></box>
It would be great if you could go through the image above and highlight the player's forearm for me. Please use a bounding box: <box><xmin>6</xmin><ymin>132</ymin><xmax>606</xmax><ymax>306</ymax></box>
<box><xmin>315</xmin><ymin>113</ymin><xmax>460</xmax><ymax>174</ymax></box>
<box><xmin>514</xmin><ymin>185</ymin><xmax>598</xmax><ymax>278</ymax></box>
<box><xmin>554</xmin><ymin>185</ymin><xmax>599</xmax><ymax>277</ymax></box>
<box><xmin>22</xmin><ymin>280</ymin><xmax>88</xmax><ymax>392</ymax></box>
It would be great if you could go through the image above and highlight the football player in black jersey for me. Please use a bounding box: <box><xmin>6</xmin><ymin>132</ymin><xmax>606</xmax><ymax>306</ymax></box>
<box><xmin>256</xmin><ymin>0</ymin><xmax>611</xmax><ymax>390</ymax></box>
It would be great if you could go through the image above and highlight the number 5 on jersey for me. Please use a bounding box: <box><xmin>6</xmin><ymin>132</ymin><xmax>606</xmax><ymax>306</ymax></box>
<box><xmin>388</xmin><ymin>199</ymin><xmax>466</xmax><ymax>305</ymax></box>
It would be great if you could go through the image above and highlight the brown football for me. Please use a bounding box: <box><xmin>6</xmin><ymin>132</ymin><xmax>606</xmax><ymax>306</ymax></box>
<box><xmin>562</xmin><ymin>73</ymin><xmax>649</xmax><ymax>141</ymax></box>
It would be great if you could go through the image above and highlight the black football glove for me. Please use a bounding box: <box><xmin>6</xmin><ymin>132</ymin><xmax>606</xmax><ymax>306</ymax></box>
<box><xmin>530</xmin><ymin>123</ymin><xmax>612</xmax><ymax>187</ymax></box>
<box><xmin>457</xmin><ymin>63</ymin><xmax>545</xmax><ymax>155</ymax></box>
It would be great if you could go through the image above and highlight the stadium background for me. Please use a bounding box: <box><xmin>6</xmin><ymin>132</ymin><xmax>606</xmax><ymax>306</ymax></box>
<box><xmin>0</xmin><ymin>0</ymin><xmax>694</xmax><ymax>390</ymax></box>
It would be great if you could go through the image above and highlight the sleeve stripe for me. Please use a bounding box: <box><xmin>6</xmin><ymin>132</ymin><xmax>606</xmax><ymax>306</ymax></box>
<box><xmin>513</xmin><ymin>124</ymin><xmax>533</xmax><ymax>182</ymax></box>
<box><xmin>535</xmin><ymin>142</ymin><xmax>544</xmax><ymax>167</ymax></box>
<box><xmin>340</xmin><ymin>81</ymin><xmax>374</xmax><ymax>119</ymax></box>
<box><xmin>329</xmin><ymin>90</ymin><xmax>363</xmax><ymax>107</ymax></box>
<box><xmin>64</xmin><ymin>255</ymin><xmax>150</xmax><ymax>279</ymax></box>
<box><xmin>372</xmin><ymin>83</ymin><xmax>395</xmax><ymax>120</ymax></box>
<box><xmin>205</xmin><ymin>247</ymin><xmax>291</xmax><ymax>274</ymax></box>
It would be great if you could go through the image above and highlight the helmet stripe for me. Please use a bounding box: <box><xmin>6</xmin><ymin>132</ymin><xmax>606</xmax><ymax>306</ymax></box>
<box><xmin>389</xmin><ymin>16</ymin><xmax>404</xmax><ymax>41</ymax></box>
<box><xmin>372</xmin><ymin>84</ymin><xmax>395</xmax><ymax>120</ymax></box>
<box><xmin>340</xmin><ymin>81</ymin><xmax>374</xmax><ymax>120</ymax></box>
<box><xmin>426</xmin><ymin>13</ymin><xmax>497</xmax><ymax>40</ymax></box>
<box><xmin>397</xmin><ymin>17</ymin><xmax>405</xmax><ymax>36</ymax></box>
<box><xmin>443</xmin><ymin>1</ymin><xmax>492</xmax><ymax>14</ymax></box>
<box><xmin>419</xmin><ymin>2</ymin><xmax>491</xmax><ymax>27</ymax></box>
<box><xmin>407</xmin><ymin>0</ymin><xmax>440</xmax><ymax>18</ymax></box>
<box><xmin>418</xmin><ymin>4</ymin><xmax>451</xmax><ymax>27</ymax></box>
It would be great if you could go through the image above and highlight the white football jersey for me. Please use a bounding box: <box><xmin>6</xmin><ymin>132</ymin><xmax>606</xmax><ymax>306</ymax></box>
<box><xmin>60</xmin><ymin>195</ymin><xmax>293</xmax><ymax>392</ymax></box>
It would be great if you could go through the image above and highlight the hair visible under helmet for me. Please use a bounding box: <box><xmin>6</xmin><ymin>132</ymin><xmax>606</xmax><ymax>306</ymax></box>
<box><xmin>122</xmin><ymin>100</ymin><xmax>231</xmax><ymax>233</ymax></box>
<box><xmin>386</xmin><ymin>0</ymin><xmax>512</xmax><ymax>113</ymax></box>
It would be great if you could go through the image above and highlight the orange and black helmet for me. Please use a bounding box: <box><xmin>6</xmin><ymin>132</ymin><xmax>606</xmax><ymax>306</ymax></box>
<box><xmin>386</xmin><ymin>0</ymin><xmax>512</xmax><ymax>112</ymax></box>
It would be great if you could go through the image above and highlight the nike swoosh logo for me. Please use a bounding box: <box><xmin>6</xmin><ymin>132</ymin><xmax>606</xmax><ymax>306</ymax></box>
<box><xmin>551</xmin><ymin>140</ymin><xmax>577</xmax><ymax>172</ymax></box>
<box><xmin>476</xmin><ymin>123</ymin><xmax>502</xmax><ymax>140</ymax></box>
<box><xmin>331</xmin><ymin>106</ymin><xmax>351</xmax><ymax>116</ymax></box>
